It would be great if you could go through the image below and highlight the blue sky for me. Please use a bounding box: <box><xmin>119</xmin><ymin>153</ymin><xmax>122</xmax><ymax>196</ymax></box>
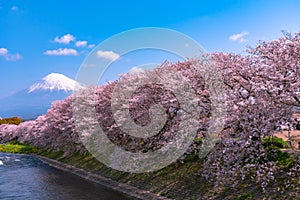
<box><xmin>0</xmin><ymin>0</ymin><xmax>300</xmax><ymax>98</ymax></box>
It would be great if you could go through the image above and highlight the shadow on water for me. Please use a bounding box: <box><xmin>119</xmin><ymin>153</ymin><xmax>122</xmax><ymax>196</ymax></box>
<box><xmin>0</xmin><ymin>152</ymin><xmax>132</xmax><ymax>200</ymax></box>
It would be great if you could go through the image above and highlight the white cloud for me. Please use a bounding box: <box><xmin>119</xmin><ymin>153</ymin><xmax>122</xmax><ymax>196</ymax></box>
<box><xmin>96</xmin><ymin>50</ymin><xmax>120</xmax><ymax>61</ymax></box>
<box><xmin>54</xmin><ymin>34</ymin><xmax>76</xmax><ymax>44</ymax></box>
<box><xmin>129</xmin><ymin>66</ymin><xmax>146</xmax><ymax>74</ymax></box>
<box><xmin>5</xmin><ymin>53</ymin><xmax>22</xmax><ymax>61</ymax></box>
<box><xmin>44</xmin><ymin>48</ymin><xmax>78</xmax><ymax>56</ymax></box>
<box><xmin>75</xmin><ymin>40</ymin><xmax>87</xmax><ymax>47</ymax></box>
<box><xmin>11</xmin><ymin>6</ymin><xmax>18</xmax><ymax>11</ymax></box>
<box><xmin>0</xmin><ymin>48</ymin><xmax>22</xmax><ymax>61</ymax></box>
<box><xmin>87</xmin><ymin>44</ymin><xmax>95</xmax><ymax>49</ymax></box>
<box><xmin>229</xmin><ymin>31</ymin><xmax>249</xmax><ymax>43</ymax></box>
<box><xmin>50</xmin><ymin>34</ymin><xmax>95</xmax><ymax>49</ymax></box>
<box><xmin>0</xmin><ymin>48</ymin><xmax>8</xmax><ymax>56</ymax></box>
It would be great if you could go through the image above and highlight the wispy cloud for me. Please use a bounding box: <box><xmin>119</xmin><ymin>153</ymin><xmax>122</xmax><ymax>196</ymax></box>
<box><xmin>129</xmin><ymin>66</ymin><xmax>145</xmax><ymax>74</ymax></box>
<box><xmin>5</xmin><ymin>53</ymin><xmax>22</xmax><ymax>61</ymax></box>
<box><xmin>11</xmin><ymin>6</ymin><xmax>18</xmax><ymax>11</ymax></box>
<box><xmin>82</xmin><ymin>63</ymin><xmax>96</xmax><ymax>68</ymax></box>
<box><xmin>54</xmin><ymin>34</ymin><xmax>76</xmax><ymax>44</ymax></box>
<box><xmin>0</xmin><ymin>47</ymin><xmax>22</xmax><ymax>61</ymax></box>
<box><xmin>75</xmin><ymin>40</ymin><xmax>87</xmax><ymax>47</ymax></box>
<box><xmin>44</xmin><ymin>48</ymin><xmax>78</xmax><ymax>56</ymax></box>
<box><xmin>229</xmin><ymin>31</ymin><xmax>249</xmax><ymax>43</ymax></box>
<box><xmin>87</xmin><ymin>44</ymin><xmax>95</xmax><ymax>49</ymax></box>
<box><xmin>96</xmin><ymin>50</ymin><xmax>120</xmax><ymax>61</ymax></box>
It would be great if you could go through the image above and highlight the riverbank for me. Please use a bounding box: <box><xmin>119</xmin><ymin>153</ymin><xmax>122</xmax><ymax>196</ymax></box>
<box><xmin>37</xmin><ymin>149</ymin><xmax>300</xmax><ymax>200</ymax></box>
<box><xmin>38</xmin><ymin>155</ymin><xmax>171</xmax><ymax>200</ymax></box>
<box><xmin>1</xmin><ymin>142</ymin><xmax>299</xmax><ymax>199</ymax></box>
<box><xmin>0</xmin><ymin>139</ymin><xmax>37</xmax><ymax>154</ymax></box>
<box><xmin>0</xmin><ymin>152</ymin><xmax>132</xmax><ymax>200</ymax></box>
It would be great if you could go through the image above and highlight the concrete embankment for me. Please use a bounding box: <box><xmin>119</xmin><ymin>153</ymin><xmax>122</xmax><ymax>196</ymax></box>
<box><xmin>38</xmin><ymin>156</ymin><xmax>172</xmax><ymax>200</ymax></box>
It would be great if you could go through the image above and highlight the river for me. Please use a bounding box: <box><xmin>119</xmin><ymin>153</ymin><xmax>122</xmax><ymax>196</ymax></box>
<box><xmin>0</xmin><ymin>152</ymin><xmax>132</xmax><ymax>200</ymax></box>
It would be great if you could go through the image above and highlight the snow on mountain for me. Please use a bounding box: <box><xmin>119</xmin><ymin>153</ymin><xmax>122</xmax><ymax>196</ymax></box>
<box><xmin>29</xmin><ymin>73</ymin><xmax>83</xmax><ymax>93</ymax></box>
<box><xmin>0</xmin><ymin>73</ymin><xmax>83</xmax><ymax>120</ymax></box>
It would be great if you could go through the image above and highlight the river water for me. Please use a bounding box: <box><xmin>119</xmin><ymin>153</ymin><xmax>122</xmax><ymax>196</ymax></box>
<box><xmin>0</xmin><ymin>152</ymin><xmax>132</xmax><ymax>200</ymax></box>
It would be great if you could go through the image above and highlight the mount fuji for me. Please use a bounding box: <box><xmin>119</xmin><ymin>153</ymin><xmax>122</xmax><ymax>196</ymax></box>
<box><xmin>0</xmin><ymin>73</ymin><xmax>83</xmax><ymax>120</ymax></box>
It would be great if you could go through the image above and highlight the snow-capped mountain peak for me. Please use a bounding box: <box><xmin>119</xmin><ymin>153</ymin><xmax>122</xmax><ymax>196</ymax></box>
<box><xmin>29</xmin><ymin>73</ymin><xmax>83</xmax><ymax>93</ymax></box>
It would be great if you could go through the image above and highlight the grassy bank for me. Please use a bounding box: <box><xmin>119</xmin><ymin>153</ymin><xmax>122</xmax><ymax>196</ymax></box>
<box><xmin>38</xmin><ymin>149</ymin><xmax>299</xmax><ymax>200</ymax></box>
<box><xmin>1</xmin><ymin>138</ymin><xmax>298</xmax><ymax>199</ymax></box>
<box><xmin>0</xmin><ymin>139</ymin><xmax>38</xmax><ymax>154</ymax></box>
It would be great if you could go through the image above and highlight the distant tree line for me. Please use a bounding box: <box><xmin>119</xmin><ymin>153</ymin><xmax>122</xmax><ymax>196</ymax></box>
<box><xmin>0</xmin><ymin>116</ymin><xmax>23</xmax><ymax>125</ymax></box>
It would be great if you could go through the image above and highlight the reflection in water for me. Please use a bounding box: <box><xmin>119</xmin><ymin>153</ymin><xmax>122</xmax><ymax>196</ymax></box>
<box><xmin>0</xmin><ymin>153</ymin><xmax>131</xmax><ymax>200</ymax></box>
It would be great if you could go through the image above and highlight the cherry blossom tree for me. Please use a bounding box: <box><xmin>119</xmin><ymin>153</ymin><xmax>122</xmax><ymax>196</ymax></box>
<box><xmin>202</xmin><ymin>31</ymin><xmax>299</xmax><ymax>190</ymax></box>
<box><xmin>0</xmin><ymin>30</ymin><xmax>299</xmax><ymax>192</ymax></box>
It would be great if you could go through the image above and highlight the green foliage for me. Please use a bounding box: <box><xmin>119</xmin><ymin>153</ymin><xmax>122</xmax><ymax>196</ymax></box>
<box><xmin>263</xmin><ymin>136</ymin><xmax>289</xmax><ymax>149</ymax></box>
<box><xmin>0</xmin><ymin>116</ymin><xmax>23</xmax><ymax>125</ymax></box>
<box><xmin>265</xmin><ymin>148</ymin><xmax>294</xmax><ymax>167</ymax></box>
<box><xmin>194</xmin><ymin>137</ymin><xmax>203</xmax><ymax>145</ymax></box>
<box><xmin>8</xmin><ymin>138</ymin><xmax>22</xmax><ymax>145</ymax></box>
<box><xmin>263</xmin><ymin>136</ymin><xmax>293</xmax><ymax>167</ymax></box>
<box><xmin>237</xmin><ymin>192</ymin><xmax>253</xmax><ymax>200</ymax></box>
<box><xmin>0</xmin><ymin>139</ymin><xmax>38</xmax><ymax>154</ymax></box>
<box><xmin>160</xmin><ymin>191</ymin><xmax>168</xmax><ymax>196</ymax></box>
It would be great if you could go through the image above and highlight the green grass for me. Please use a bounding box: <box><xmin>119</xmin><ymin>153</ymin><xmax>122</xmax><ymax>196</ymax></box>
<box><xmin>237</xmin><ymin>191</ymin><xmax>254</xmax><ymax>200</ymax></box>
<box><xmin>0</xmin><ymin>139</ymin><xmax>38</xmax><ymax>154</ymax></box>
<box><xmin>263</xmin><ymin>136</ymin><xmax>290</xmax><ymax>149</ymax></box>
<box><xmin>36</xmin><ymin>148</ymin><xmax>300</xmax><ymax>200</ymax></box>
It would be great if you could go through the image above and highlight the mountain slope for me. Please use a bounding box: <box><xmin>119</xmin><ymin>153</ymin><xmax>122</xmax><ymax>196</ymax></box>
<box><xmin>0</xmin><ymin>73</ymin><xmax>81</xmax><ymax>120</ymax></box>
<box><xmin>29</xmin><ymin>73</ymin><xmax>82</xmax><ymax>92</ymax></box>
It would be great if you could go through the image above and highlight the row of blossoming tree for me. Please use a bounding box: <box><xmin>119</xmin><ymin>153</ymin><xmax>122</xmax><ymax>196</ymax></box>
<box><xmin>0</xmin><ymin>31</ymin><xmax>299</xmax><ymax>192</ymax></box>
